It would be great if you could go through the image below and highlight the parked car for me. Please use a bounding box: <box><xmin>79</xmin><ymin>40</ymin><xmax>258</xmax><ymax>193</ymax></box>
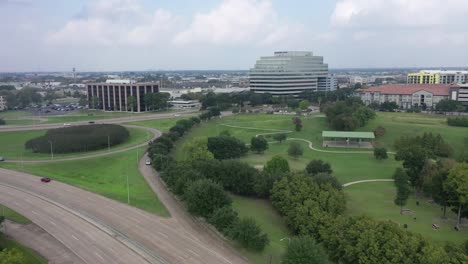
<box><xmin>41</xmin><ymin>177</ymin><xmax>51</xmax><ymax>183</ymax></box>
<box><xmin>145</xmin><ymin>159</ymin><xmax>152</xmax><ymax>165</ymax></box>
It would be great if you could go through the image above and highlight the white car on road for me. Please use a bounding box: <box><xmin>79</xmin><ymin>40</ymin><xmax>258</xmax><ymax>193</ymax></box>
<box><xmin>145</xmin><ymin>159</ymin><xmax>152</xmax><ymax>165</ymax></box>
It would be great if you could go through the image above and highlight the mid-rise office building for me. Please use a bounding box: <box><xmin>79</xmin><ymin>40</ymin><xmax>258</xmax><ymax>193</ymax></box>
<box><xmin>407</xmin><ymin>70</ymin><xmax>468</xmax><ymax>85</ymax></box>
<box><xmin>249</xmin><ymin>51</ymin><xmax>331</xmax><ymax>96</ymax></box>
<box><xmin>451</xmin><ymin>84</ymin><xmax>468</xmax><ymax>108</ymax></box>
<box><xmin>0</xmin><ymin>95</ymin><xmax>6</xmax><ymax>111</ymax></box>
<box><xmin>86</xmin><ymin>80</ymin><xmax>159</xmax><ymax>112</ymax></box>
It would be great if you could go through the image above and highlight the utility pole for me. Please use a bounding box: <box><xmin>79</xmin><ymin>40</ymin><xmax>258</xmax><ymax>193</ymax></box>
<box><xmin>48</xmin><ymin>140</ymin><xmax>54</xmax><ymax>160</ymax></box>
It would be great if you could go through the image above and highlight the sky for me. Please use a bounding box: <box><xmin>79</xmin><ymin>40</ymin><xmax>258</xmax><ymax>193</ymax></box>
<box><xmin>1</xmin><ymin>0</ymin><xmax>468</xmax><ymax>72</ymax></box>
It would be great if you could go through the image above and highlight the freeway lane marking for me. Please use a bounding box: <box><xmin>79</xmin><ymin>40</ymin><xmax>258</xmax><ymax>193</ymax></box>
<box><xmin>31</xmin><ymin>210</ymin><xmax>38</xmax><ymax>215</ymax></box>
<box><xmin>71</xmin><ymin>235</ymin><xmax>79</xmax><ymax>241</ymax></box>
<box><xmin>158</xmin><ymin>232</ymin><xmax>168</xmax><ymax>239</ymax></box>
<box><xmin>95</xmin><ymin>252</ymin><xmax>105</xmax><ymax>261</ymax></box>
<box><xmin>49</xmin><ymin>220</ymin><xmax>57</xmax><ymax>226</ymax></box>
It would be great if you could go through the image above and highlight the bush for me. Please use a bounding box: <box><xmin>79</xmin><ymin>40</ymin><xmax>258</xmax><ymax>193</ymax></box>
<box><xmin>447</xmin><ymin>117</ymin><xmax>468</xmax><ymax>127</ymax></box>
<box><xmin>250</xmin><ymin>136</ymin><xmax>268</xmax><ymax>153</ymax></box>
<box><xmin>282</xmin><ymin>236</ymin><xmax>328</xmax><ymax>264</ymax></box>
<box><xmin>184</xmin><ymin>179</ymin><xmax>231</xmax><ymax>218</ymax></box>
<box><xmin>374</xmin><ymin>147</ymin><xmax>388</xmax><ymax>160</ymax></box>
<box><xmin>264</xmin><ymin>155</ymin><xmax>290</xmax><ymax>174</ymax></box>
<box><xmin>288</xmin><ymin>141</ymin><xmax>303</xmax><ymax>158</ymax></box>
<box><xmin>227</xmin><ymin>217</ymin><xmax>269</xmax><ymax>252</ymax></box>
<box><xmin>207</xmin><ymin>135</ymin><xmax>248</xmax><ymax>160</ymax></box>
<box><xmin>25</xmin><ymin>124</ymin><xmax>129</xmax><ymax>154</ymax></box>
<box><xmin>374</xmin><ymin>125</ymin><xmax>386</xmax><ymax>137</ymax></box>
<box><xmin>305</xmin><ymin>160</ymin><xmax>332</xmax><ymax>176</ymax></box>
<box><xmin>208</xmin><ymin>206</ymin><xmax>239</xmax><ymax>232</ymax></box>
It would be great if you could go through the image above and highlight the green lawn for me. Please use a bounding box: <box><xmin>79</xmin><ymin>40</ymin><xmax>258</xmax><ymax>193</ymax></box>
<box><xmin>345</xmin><ymin>181</ymin><xmax>468</xmax><ymax>244</ymax></box>
<box><xmin>44</xmin><ymin>110</ymin><xmax>175</xmax><ymax>124</ymax></box>
<box><xmin>0</xmin><ymin>204</ymin><xmax>31</xmax><ymax>224</ymax></box>
<box><xmin>0</xmin><ymin>148</ymin><xmax>169</xmax><ymax>217</ymax></box>
<box><xmin>0</xmin><ymin>234</ymin><xmax>47</xmax><ymax>264</ymax></box>
<box><xmin>0</xmin><ymin>110</ymin><xmax>31</xmax><ymax>119</ymax></box>
<box><xmin>171</xmin><ymin>112</ymin><xmax>467</xmax><ymax>260</ymax></box>
<box><xmin>0</xmin><ymin>126</ymin><xmax>152</xmax><ymax>160</ymax></box>
<box><xmin>126</xmin><ymin>117</ymin><xmax>183</xmax><ymax>132</ymax></box>
<box><xmin>4</xmin><ymin>119</ymin><xmax>37</xmax><ymax>125</ymax></box>
<box><xmin>231</xmin><ymin>195</ymin><xmax>290</xmax><ymax>264</ymax></box>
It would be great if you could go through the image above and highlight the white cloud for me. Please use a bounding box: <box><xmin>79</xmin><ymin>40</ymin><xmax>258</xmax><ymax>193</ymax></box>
<box><xmin>46</xmin><ymin>0</ymin><xmax>180</xmax><ymax>47</ymax></box>
<box><xmin>173</xmin><ymin>0</ymin><xmax>302</xmax><ymax>46</ymax></box>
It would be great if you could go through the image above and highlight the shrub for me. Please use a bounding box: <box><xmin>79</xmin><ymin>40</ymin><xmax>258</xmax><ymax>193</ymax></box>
<box><xmin>208</xmin><ymin>206</ymin><xmax>239</xmax><ymax>232</ymax></box>
<box><xmin>374</xmin><ymin>125</ymin><xmax>386</xmax><ymax>137</ymax></box>
<box><xmin>250</xmin><ymin>136</ymin><xmax>268</xmax><ymax>153</ymax></box>
<box><xmin>305</xmin><ymin>160</ymin><xmax>332</xmax><ymax>176</ymax></box>
<box><xmin>227</xmin><ymin>217</ymin><xmax>269</xmax><ymax>252</ymax></box>
<box><xmin>374</xmin><ymin>147</ymin><xmax>388</xmax><ymax>160</ymax></box>
<box><xmin>264</xmin><ymin>155</ymin><xmax>290</xmax><ymax>174</ymax></box>
<box><xmin>184</xmin><ymin>179</ymin><xmax>231</xmax><ymax>218</ymax></box>
<box><xmin>447</xmin><ymin>117</ymin><xmax>468</xmax><ymax>127</ymax></box>
<box><xmin>25</xmin><ymin>124</ymin><xmax>129</xmax><ymax>154</ymax></box>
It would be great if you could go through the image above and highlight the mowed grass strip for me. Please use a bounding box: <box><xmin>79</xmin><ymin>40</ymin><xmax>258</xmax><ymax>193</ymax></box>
<box><xmin>0</xmin><ymin>204</ymin><xmax>31</xmax><ymax>224</ymax></box>
<box><xmin>0</xmin><ymin>126</ymin><xmax>152</xmax><ymax>160</ymax></box>
<box><xmin>231</xmin><ymin>195</ymin><xmax>291</xmax><ymax>264</ymax></box>
<box><xmin>126</xmin><ymin>117</ymin><xmax>183</xmax><ymax>132</ymax></box>
<box><xmin>0</xmin><ymin>233</ymin><xmax>47</xmax><ymax>264</ymax></box>
<box><xmin>345</xmin><ymin>181</ymin><xmax>468</xmax><ymax>244</ymax></box>
<box><xmin>0</xmin><ymin>148</ymin><xmax>169</xmax><ymax>217</ymax></box>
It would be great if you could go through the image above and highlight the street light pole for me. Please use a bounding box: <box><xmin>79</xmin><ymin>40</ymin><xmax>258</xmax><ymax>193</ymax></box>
<box><xmin>48</xmin><ymin>140</ymin><xmax>54</xmax><ymax>160</ymax></box>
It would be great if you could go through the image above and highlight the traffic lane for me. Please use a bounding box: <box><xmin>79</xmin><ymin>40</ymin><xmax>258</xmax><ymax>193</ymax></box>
<box><xmin>0</xmin><ymin>168</ymin><xmax>240</xmax><ymax>264</ymax></box>
<box><xmin>0</xmin><ymin>184</ymin><xmax>150</xmax><ymax>264</ymax></box>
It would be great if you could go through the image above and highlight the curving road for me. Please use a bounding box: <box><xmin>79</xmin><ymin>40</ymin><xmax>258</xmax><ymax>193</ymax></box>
<box><xmin>0</xmin><ymin>168</ymin><xmax>247</xmax><ymax>264</ymax></box>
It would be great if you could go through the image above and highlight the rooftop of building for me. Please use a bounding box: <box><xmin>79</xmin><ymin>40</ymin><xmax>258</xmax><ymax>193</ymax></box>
<box><xmin>358</xmin><ymin>84</ymin><xmax>458</xmax><ymax>96</ymax></box>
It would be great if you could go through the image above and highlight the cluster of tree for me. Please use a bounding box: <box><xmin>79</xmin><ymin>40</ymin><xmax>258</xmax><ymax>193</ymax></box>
<box><xmin>436</xmin><ymin>99</ymin><xmax>465</xmax><ymax>113</ymax></box>
<box><xmin>25</xmin><ymin>124</ymin><xmax>129</xmax><ymax>154</ymax></box>
<box><xmin>301</xmin><ymin>88</ymin><xmax>355</xmax><ymax>106</ymax></box>
<box><xmin>369</xmin><ymin>101</ymin><xmax>399</xmax><ymax>112</ymax></box>
<box><xmin>143</xmin><ymin>92</ymin><xmax>171</xmax><ymax>111</ymax></box>
<box><xmin>181</xmin><ymin>91</ymin><xmax>273</xmax><ymax>110</ymax></box>
<box><xmin>0</xmin><ymin>216</ymin><xmax>28</xmax><ymax>264</ymax></box>
<box><xmin>0</xmin><ymin>87</ymin><xmax>42</xmax><ymax>109</ymax></box>
<box><xmin>199</xmin><ymin>107</ymin><xmax>221</xmax><ymax>120</ymax></box>
<box><xmin>394</xmin><ymin>133</ymin><xmax>453</xmax><ymax>191</ymax></box>
<box><xmin>207</xmin><ymin>133</ymin><xmax>248</xmax><ymax>160</ymax></box>
<box><xmin>147</xmin><ymin>116</ymin><xmax>269</xmax><ymax>252</ymax></box>
<box><xmin>322</xmin><ymin>98</ymin><xmax>376</xmax><ymax>131</ymax></box>
<box><xmin>447</xmin><ymin>117</ymin><xmax>468</xmax><ymax>127</ymax></box>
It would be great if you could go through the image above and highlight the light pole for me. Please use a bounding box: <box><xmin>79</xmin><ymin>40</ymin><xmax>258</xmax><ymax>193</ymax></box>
<box><xmin>48</xmin><ymin>140</ymin><xmax>54</xmax><ymax>160</ymax></box>
<box><xmin>280</xmin><ymin>237</ymin><xmax>291</xmax><ymax>245</ymax></box>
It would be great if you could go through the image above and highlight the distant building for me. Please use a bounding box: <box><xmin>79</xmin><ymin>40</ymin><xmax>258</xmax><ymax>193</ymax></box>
<box><xmin>318</xmin><ymin>74</ymin><xmax>338</xmax><ymax>91</ymax></box>
<box><xmin>451</xmin><ymin>84</ymin><xmax>468</xmax><ymax>108</ymax></box>
<box><xmin>86</xmin><ymin>81</ymin><xmax>159</xmax><ymax>112</ymax></box>
<box><xmin>357</xmin><ymin>84</ymin><xmax>456</xmax><ymax>109</ymax></box>
<box><xmin>0</xmin><ymin>95</ymin><xmax>6</xmax><ymax>111</ymax></box>
<box><xmin>407</xmin><ymin>70</ymin><xmax>468</xmax><ymax>85</ymax></box>
<box><xmin>168</xmin><ymin>100</ymin><xmax>201</xmax><ymax>109</ymax></box>
<box><xmin>249</xmin><ymin>51</ymin><xmax>332</xmax><ymax>96</ymax></box>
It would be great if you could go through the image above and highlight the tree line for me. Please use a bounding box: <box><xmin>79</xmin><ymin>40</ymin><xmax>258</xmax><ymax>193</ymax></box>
<box><xmin>447</xmin><ymin>117</ymin><xmax>468</xmax><ymax>127</ymax></box>
<box><xmin>25</xmin><ymin>124</ymin><xmax>129</xmax><ymax>154</ymax></box>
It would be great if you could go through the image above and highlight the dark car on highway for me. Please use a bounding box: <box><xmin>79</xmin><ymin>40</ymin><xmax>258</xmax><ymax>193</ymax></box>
<box><xmin>41</xmin><ymin>177</ymin><xmax>51</xmax><ymax>183</ymax></box>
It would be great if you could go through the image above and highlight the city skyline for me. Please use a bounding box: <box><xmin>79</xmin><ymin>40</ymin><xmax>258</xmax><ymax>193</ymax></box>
<box><xmin>1</xmin><ymin>0</ymin><xmax>468</xmax><ymax>72</ymax></box>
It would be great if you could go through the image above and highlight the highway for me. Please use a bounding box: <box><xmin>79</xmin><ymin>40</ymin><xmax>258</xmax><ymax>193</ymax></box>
<box><xmin>0</xmin><ymin>168</ymin><xmax>247</xmax><ymax>264</ymax></box>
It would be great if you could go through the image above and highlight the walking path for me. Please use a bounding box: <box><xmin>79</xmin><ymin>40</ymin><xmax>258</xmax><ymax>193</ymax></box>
<box><xmin>343</xmin><ymin>179</ymin><xmax>394</xmax><ymax>187</ymax></box>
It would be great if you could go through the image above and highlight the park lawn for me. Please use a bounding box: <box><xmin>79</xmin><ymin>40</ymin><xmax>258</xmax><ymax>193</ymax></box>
<box><xmin>231</xmin><ymin>195</ymin><xmax>291</xmax><ymax>264</ymax></box>
<box><xmin>0</xmin><ymin>110</ymin><xmax>32</xmax><ymax>119</ymax></box>
<box><xmin>0</xmin><ymin>148</ymin><xmax>169</xmax><ymax>217</ymax></box>
<box><xmin>4</xmin><ymin>119</ymin><xmax>37</xmax><ymax>125</ymax></box>
<box><xmin>0</xmin><ymin>234</ymin><xmax>47</xmax><ymax>264</ymax></box>
<box><xmin>359</xmin><ymin>112</ymin><xmax>467</xmax><ymax>156</ymax></box>
<box><xmin>126</xmin><ymin>117</ymin><xmax>183</xmax><ymax>132</ymax></box>
<box><xmin>0</xmin><ymin>204</ymin><xmax>31</xmax><ymax>224</ymax></box>
<box><xmin>0</xmin><ymin>126</ymin><xmax>152</xmax><ymax>160</ymax></box>
<box><xmin>345</xmin><ymin>181</ymin><xmax>468</xmax><ymax>244</ymax></box>
<box><xmin>44</xmin><ymin>109</ymin><xmax>176</xmax><ymax>124</ymax></box>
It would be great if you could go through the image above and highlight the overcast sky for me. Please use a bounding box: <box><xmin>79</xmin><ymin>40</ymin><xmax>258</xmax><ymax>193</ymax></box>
<box><xmin>1</xmin><ymin>0</ymin><xmax>468</xmax><ymax>72</ymax></box>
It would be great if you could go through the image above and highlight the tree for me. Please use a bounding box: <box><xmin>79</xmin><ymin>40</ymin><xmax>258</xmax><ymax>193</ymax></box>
<box><xmin>0</xmin><ymin>119</ymin><xmax>5</xmax><ymax>125</ymax></box>
<box><xmin>44</xmin><ymin>90</ymin><xmax>57</xmax><ymax>104</ymax></box>
<box><xmin>126</xmin><ymin>96</ymin><xmax>136</xmax><ymax>111</ymax></box>
<box><xmin>264</xmin><ymin>155</ymin><xmax>290</xmax><ymax>174</ymax></box>
<box><xmin>288</xmin><ymin>141</ymin><xmax>303</xmax><ymax>159</ymax></box>
<box><xmin>312</xmin><ymin>173</ymin><xmax>342</xmax><ymax>190</ymax></box>
<box><xmin>184</xmin><ymin>179</ymin><xmax>231</xmax><ymax>217</ymax></box>
<box><xmin>181</xmin><ymin>137</ymin><xmax>214</xmax><ymax>165</ymax></box>
<box><xmin>207</xmin><ymin>135</ymin><xmax>248</xmax><ymax>160</ymax></box>
<box><xmin>305</xmin><ymin>160</ymin><xmax>332</xmax><ymax>176</ymax></box>
<box><xmin>250</xmin><ymin>136</ymin><xmax>268</xmax><ymax>154</ymax></box>
<box><xmin>282</xmin><ymin>236</ymin><xmax>328</xmax><ymax>264</ymax></box>
<box><xmin>273</xmin><ymin>133</ymin><xmax>287</xmax><ymax>143</ymax></box>
<box><xmin>393</xmin><ymin>168</ymin><xmax>411</xmax><ymax>211</ymax></box>
<box><xmin>219</xmin><ymin>160</ymin><xmax>257</xmax><ymax>196</ymax></box>
<box><xmin>374</xmin><ymin>147</ymin><xmax>388</xmax><ymax>160</ymax></box>
<box><xmin>380</xmin><ymin>101</ymin><xmax>398</xmax><ymax>112</ymax></box>
<box><xmin>292</xmin><ymin>117</ymin><xmax>303</xmax><ymax>131</ymax></box>
<box><xmin>0</xmin><ymin>248</ymin><xmax>28</xmax><ymax>264</ymax></box>
<box><xmin>444</xmin><ymin>163</ymin><xmax>468</xmax><ymax>228</ymax></box>
<box><xmin>299</xmin><ymin>100</ymin><xmax>310</xmax><ymax>110</ymax></box>
<box><xmin>227</xmin><ymin>217</ymin><xmax>269</xmax><ymax>252</ymax></box>
<box><xmin>208</xmin><ymin>206</ymin><xmax>239</xmax><ymax>232</ymax></box>
<box><xmin>16</xmin><ymin>87</ymin><xmax>41</xmax><ymax>107</ymax></box>
<box><xmin>374</xmin><ymin>125</ymin><xmax>386</xmax><ymax>137</ymax></box>
<box><xmin>436</xmin><ymin>99</ymin><xmax>464</xmax><ymax>113</ymax></box>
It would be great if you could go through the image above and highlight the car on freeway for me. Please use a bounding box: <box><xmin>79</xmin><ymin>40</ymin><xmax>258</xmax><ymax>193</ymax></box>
<box><xmin>0</xmin><ymin>157</ymin><xmax>5</xmax><ymax>162</ymax></box>
<box><xmin>88</xmin><ymin>121</ymin><xmax>95</xmax><ymax>124</ymax></box>
<box><xmin>41</xmin><ymin>177</ymin><xmax>51</xmax><ymax>183</ymax></box>
<box><xmin>174</xmin><ymin>114</ymin><xmax>181</xmax><ymax>117</ymax></box>
<box><xmin>145</xmin><ymin>159</ymin><xmax>152</xmax><ymax>165</ymax></box>
<box><xmin>63</xmin><ymin>123</ymin><xmax>71</xmax><ymax>126</ymax></box>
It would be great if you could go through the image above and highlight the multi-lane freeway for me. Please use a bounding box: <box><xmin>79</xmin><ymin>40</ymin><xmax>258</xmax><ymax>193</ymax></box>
<box><xmin>0</xmin><ymin>111</ymin><xmax>246</xmax><ymax>264</ymax></box>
